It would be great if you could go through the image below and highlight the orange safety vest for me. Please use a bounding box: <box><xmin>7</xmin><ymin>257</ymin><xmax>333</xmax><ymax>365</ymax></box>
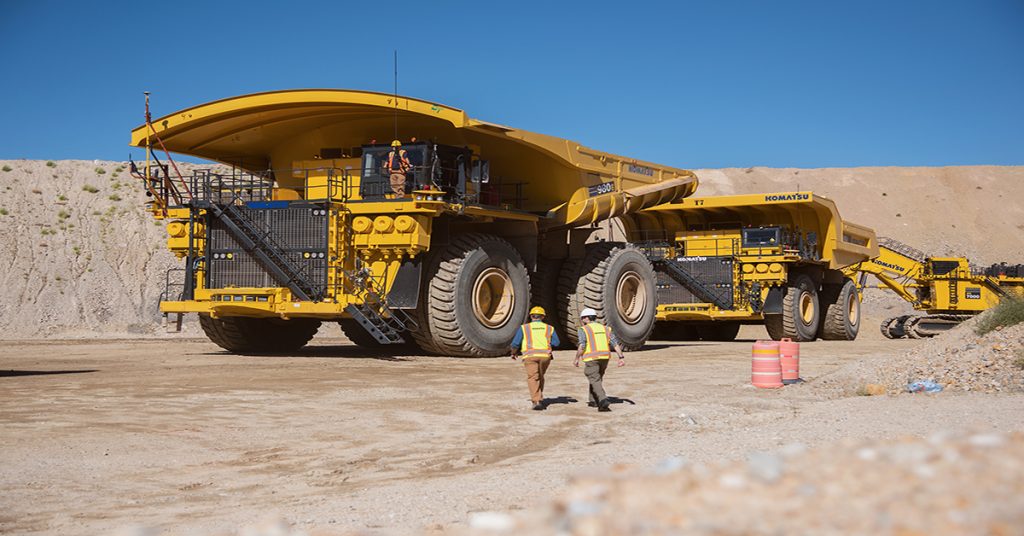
<box><xmin>581</xmin><ymin>323</ymin><xmax>612</xmax><ymax>362</ymax></box>
<box><xmin>520</xmin><ymin>321</ymin><xmax>554</xmax><ymax>359</ymax></box>
<box><xmin>387</xmin><ymin>150</ymin><xmax>410</xmax><ymax>173</ymax></box>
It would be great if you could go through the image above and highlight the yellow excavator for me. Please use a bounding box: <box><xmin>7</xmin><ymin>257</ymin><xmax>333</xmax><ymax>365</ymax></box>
<box><xmin>844</xmin><ymin>237</ymin><xmax>1024</xmax><ymax>338</ymax></box>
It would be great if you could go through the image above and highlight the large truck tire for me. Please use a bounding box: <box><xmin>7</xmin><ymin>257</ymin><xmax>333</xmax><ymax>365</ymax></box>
<box><xmin>696</xmin><ymin>322</ymin><xmax>741</xmax><ymax>341</ymax></box>
<box><xmin>651</xmin><ymin>321</ymin><xmax>699</xmax><ymax>341</ymax></box>
<box><xmin>557</xmin><ymin>242</ymin><xmax>657</xmax><ymax>351</ymax></box>
<box><xmin>819</xmin><ymin>279</ymin><xmax>861</xmax><ymax>340</ymax></box>
<box><xmin>530</xmin><ymin>258</ymin><xmax>569</xmax><ymax>349</ymax></box>
<box><xmin>764</xmin><ymin>274</ymin><xmax>820</xmax><ymax>342</ymax></box>
<box><xmin>199</xmin><ymin>314</ymin><xmax>321</xmax><ymax>354</ymax></box>
<box><xmin>411</xmin><ymin>233</ymin><xmax>530</xmax><ymax>357</ymax></box>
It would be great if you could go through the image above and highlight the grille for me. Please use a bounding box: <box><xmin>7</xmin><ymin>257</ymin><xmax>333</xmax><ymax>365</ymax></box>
<box><xmin>207</xmin><ymin>204</ymin><xmax>329</xmax><ymax>291</ymax></box>
<box><xmin>656</xmin><ymin>256</ymin><xmax>734</xmax><ymax>308</ymax></box>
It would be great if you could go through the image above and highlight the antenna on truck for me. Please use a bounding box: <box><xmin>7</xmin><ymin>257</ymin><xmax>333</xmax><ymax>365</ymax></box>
<box><xmin>393</xmin><ymin>50</ymin><xmax>399</xmax><ymax>141</ymax></box>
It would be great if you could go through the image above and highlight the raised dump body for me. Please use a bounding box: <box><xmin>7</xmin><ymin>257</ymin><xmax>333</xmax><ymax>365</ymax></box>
<box><xmin>619</xmin><ymin>191</ymin><xmax>878</xmax><ymax>342</ymax></box>
<box><xmin>844</xmin><ymin>237</ymin><xmax>1024</xmax><ymax>338</ymax></box>
<box><xmin>130</xmin><ymin>89</ymin><xmax>698</xmax><ymax>356</ymax></box>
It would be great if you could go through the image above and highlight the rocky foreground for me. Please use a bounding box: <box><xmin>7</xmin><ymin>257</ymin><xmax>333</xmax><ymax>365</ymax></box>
<box><xmin>454</xmin><ymin>431</ymin><xmax>1024</xmax><ymax>536</ymax></box>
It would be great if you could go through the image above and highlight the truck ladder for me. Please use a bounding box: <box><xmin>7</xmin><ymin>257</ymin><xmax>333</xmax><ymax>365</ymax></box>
<box><xmin>341</xmin><ymin>268</ymin><xmax>417</xmax><ymax>345</ymax></box>
<box><xmin>656</xmin><ymin>259</ymin><xmax>733</xmax><ymax>310</ymax></box>
<box><xmin>197</xmin><ymin>201</ymin><xmax>321</xmax><ymax>301</ymax></box>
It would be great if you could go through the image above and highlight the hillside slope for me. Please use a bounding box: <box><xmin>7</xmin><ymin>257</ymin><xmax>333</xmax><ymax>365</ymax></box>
<box><xmin>0</xmin><ymin>160</ymin><xmax>1021</xmax><ymax>339</ymax></box>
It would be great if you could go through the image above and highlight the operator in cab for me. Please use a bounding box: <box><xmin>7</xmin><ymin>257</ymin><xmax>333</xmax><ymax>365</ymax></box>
<box><xmin>386</xmin><ymin>140</ymin><xmax>412</xmax><ymax>197</ymax></box>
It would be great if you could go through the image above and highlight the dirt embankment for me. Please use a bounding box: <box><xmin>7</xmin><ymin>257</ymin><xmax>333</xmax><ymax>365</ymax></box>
<box><xmin>1</xmin><ymin>161</ymin><xmax>1021</xmax><ymax>339</ymax></box>
<box><xmin>0</xmin><ymin>160</ymin><xmax>195</xmax><ymax>338</ymax></box>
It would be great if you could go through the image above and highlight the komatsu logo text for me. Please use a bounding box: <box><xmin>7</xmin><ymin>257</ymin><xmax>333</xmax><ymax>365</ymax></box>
<box><xmin>764</xmin><ymin>193</ymin><xmax>810</xmax><ymax>202</ymax></box>
<box><xmin>628</xmin><ymin>164</ymin><xmax>655</xmax><ymax>176</ymax></box>
<box><xmin>874</xmin><ymin>260</ymin><xmax>907</xmax><ymax>273</ymax></box>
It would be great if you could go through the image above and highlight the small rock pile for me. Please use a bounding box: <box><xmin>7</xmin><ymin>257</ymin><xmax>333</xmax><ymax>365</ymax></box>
<box><xmin>458</xmin><ymin>432</ymin><xmax>1024</xmax><ymax>535</ymax></box>
<box><xmin>867</xmin><ymin>317</ymin><xmax>1023</xmax><ymax>394</ymax></box>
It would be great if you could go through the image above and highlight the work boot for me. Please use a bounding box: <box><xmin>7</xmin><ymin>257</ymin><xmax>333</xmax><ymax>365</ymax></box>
<box><xmin>532</xmin><ymin>402</ymin><xmax>545</xmax><ymax>411</ymax></box>
<box><xmin>587</xmin><ymin>401</ymin><xmax>598</xmax><ymax>408</ymax></box>
<box><xmin>598</xmin><ymin>398</ymin><xmax>611</xmax><ymax>412</ymax></box>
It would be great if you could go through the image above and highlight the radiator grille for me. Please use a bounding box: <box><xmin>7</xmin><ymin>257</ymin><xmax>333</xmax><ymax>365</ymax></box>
<box><xmin>656</xmin><ymin>256</ymin><xmax>735</xmax><ymax>308</ymax></box>
<box><xmin>207</xmin><ymin>204</ymin><xmax>329</xmax><ymax>291</ymax></box>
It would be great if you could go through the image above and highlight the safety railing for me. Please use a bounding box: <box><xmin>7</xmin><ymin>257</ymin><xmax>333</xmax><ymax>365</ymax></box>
<box><xmin>160</xmin><ymin>268</ymin><xmax>187</xmax><ymax>302</ymax></box>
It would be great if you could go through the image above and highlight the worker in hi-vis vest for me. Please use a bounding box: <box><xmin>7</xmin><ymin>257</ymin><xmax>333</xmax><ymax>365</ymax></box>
<box><xmin>573</xmin><ymin>308</ymin><xmax>625</xmax><ymax>412</ymax></box>
<box><xmin>386</xmin><ymin>140</ymin><xmax>411</xmax><ymax>197</ymax></box>
<box><xmin>511</xmin><ymin>306</ymin><xmax>561</xmax><ymax>411</ymax></box>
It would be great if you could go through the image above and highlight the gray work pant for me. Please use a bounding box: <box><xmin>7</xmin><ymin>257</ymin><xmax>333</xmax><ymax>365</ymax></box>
<box><xmin>584</xmin><ymin>359</ymin><xmax>609</xmax><ymax>404</ymax></box>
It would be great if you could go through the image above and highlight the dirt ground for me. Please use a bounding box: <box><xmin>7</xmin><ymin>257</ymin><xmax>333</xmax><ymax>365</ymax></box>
<box><xmin>3</xmin><ymin>330</ymin><xmax>1023</xmax><ymax>535</ymax></box>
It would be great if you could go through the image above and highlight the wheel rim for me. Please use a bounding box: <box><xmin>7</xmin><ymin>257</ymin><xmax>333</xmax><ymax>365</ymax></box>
<box><xmin>799</xmin><ymin>292</ymin><xmax>815</xmax><ymax>325</ymax></box>
<box><xmin>472</xmin><ymin>267</ymin><xmax>515</xmax><ymax>329</ymax></box>
<box><xmin>848</xmin><ymin>292</ymin><xmax>860</xmax><ymax>324</ymax></box>
<box><xmin>616</xmin><ymin>271</ymin><xmax>647</xmax><ymax>325</ymax></box>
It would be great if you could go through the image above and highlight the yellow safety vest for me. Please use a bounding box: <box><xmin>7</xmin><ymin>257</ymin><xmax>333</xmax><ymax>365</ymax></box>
<box><xmin>520</xmin><ymin>321</ymin><xmax>553</xmax><ymax>359</ymax></box>
<box><xmin>581</xmin><ymin>323</ymin><xmax>612</xmax><ymax>362</ymax></box>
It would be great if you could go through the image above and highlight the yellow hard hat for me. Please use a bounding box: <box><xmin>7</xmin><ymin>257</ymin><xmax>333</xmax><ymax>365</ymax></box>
<box><xmin>530</xmin><ymin>306</ymin><xmax>546</xmax><ymax>316</ymax></box>
<box><xmin>391</xmin><ymin>140</ymin><xmax>402</xmax><ymax>147</ymax></box>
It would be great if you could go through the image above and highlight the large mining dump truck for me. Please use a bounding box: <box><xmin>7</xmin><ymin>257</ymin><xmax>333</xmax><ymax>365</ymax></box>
<box><xmin>129</xmin><ymin>89</ymin><xmax>697</xmax><ymax>356</ymax></box>
<box><xmin>618</xmin><ymin>192</ymin><xmax>878</xmax><ymax>342</ymax></box>
<box><xmin>844</xmin><ymin>237</ymin><xmax>1024</xmax><ymax>338</ymax></box>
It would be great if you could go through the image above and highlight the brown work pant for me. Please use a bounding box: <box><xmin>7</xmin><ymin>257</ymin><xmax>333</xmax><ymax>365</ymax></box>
<box><xmin>584</xmin><ymin>359</ymin><xmax>609</xmax><ymax>405</ymax></box>
<box><xmin>390</xmin><ymin>172</ymin><xmax>407</xmax><ymax>196</ymax></box>
<box><xmin>523</xmin><ymin>358</ymin><xmax>552</xmax><ymax>404</ymax></box>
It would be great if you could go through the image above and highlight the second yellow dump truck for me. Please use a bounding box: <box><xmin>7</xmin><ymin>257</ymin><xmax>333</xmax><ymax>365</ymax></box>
<box><xmin>130</xmin><ymin>89</ymin><xmax>698</xmax><ymax>356</ymax></box>
<box><xmin>618</xmin><ymin>191</ymin><xmax>878</xmax><ymax>341</ymax></box>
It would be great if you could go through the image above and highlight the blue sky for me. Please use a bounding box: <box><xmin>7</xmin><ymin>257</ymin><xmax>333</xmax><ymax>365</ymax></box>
<box><xmin>1</xmin><ymin>0</ymin><xmax>1021</xmax><ymax>168</ymax></box>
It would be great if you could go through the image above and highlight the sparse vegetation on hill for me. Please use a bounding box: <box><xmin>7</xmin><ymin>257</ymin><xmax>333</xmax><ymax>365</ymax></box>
<box><xmin>976</xmin><ymin>298</ymin><xmax>1024</xmax><ymax>335</ymax></box>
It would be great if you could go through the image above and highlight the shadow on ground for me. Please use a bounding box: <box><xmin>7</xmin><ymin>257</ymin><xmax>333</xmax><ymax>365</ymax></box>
<box><xmin>0</xmin><ymin>369</ymin><xmax>99</xmax><ymax>378</ymax></box>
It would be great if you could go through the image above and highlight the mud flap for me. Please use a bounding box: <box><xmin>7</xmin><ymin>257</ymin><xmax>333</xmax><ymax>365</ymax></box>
<box><xmin>762</xmin><ymin>286</ymin><xmax>785</xmax><ymax>315</ymax></box>
<box><xmin>387</xmin><ymin>259</ymin><xmax>421</xmax><ymax>309</ymax></box>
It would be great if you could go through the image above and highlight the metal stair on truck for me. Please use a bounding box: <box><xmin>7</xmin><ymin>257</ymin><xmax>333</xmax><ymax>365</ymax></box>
<box><xmin>197</xmin><ymin>200</ymin><xmax>321</xmax><ymax>301</ymax></box>
<box><xmin>655</xmin><ymin>258</ymin><xmax>734</xmax><ymax>310</ymax></box>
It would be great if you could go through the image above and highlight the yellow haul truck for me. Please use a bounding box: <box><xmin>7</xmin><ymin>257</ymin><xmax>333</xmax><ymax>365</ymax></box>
<box><xmin>844</xmin><ymin>237</ymin><xmax>1024</xmax><ymax>338</ymax></box>
<box><xmin>618</xmin><ymin>192</ymin><xmax>878</xmax><ymax>342</ymax></box>
<box><xmin>129</xmin><ymin>89</ymin><xmax>698</xmax><ymax>356</ymax></box>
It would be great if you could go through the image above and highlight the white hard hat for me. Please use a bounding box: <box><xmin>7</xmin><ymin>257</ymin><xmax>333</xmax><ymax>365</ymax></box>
<box><xmin>580</xmin><ymin>308</ymin><xmax>598</xmax><ymax>318</ymax></box>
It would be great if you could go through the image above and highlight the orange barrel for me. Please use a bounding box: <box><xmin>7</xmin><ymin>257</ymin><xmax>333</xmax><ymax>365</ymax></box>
<box><xmin>778</xmin><ymin>338</ymin><xmax>801</xmax><ymax>384</ymax></box>
<box><xmin>751</xmin><ymin>340</ymin><xmax>782</xmax><ymax>389</ymax></box>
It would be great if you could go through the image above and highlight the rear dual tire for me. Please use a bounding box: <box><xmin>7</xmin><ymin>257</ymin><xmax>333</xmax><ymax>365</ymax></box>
<box><xmin>819</xmin><ymin>279</ymin><xmax>861</xmax><ymax>340</ymax></box>
<box><xmin>764</xmin><ymin>274</ymin><xmax>820</xmax><ymax>342</ymax></box>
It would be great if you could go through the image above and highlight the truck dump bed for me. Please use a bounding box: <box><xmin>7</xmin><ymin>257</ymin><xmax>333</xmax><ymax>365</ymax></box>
<box><xmin>631</xmin><ymin>191</ymin><xmax>878</xmax><ymax>269</ymax></box>
<box><xmin>130</xmin><ymin>89</ymin><xmax>697</xmax><ymax>227</ymax></box>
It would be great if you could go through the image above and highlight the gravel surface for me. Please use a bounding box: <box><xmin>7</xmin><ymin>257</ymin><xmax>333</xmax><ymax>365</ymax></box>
<box><xmin>3</xmin><ymin>337</ymin><xmax>1023</xmax><ymax>535</ymax></box>
<box><xmin>817</xmin><ymin>316</ymin><xmax>1024</xmax><ymax>396</ymax></box>
<box><xmin>457</xmin><ymin>432</ymin><xmax>1024</xmax><ymax>536</ymax></box>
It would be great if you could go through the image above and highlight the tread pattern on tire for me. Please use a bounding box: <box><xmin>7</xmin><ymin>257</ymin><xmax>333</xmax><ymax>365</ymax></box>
<box><xmin>556</xmin><ymin>242</ymin><xmax>655</xmax><ymax>351</ymax></box>
<box><xmin>764</xmin><ymin>274</ymin><xmax>818</xmax><ymax>342</ymax></box>
<box><xmin>199</xmin><ymin>314</ymin><xmax>321</xmax><ymax>354</ymax></box>
<box><xmin>412</xmin><ymin>233</ymin><xmax>529</xmax><ymax>357</ymax></box>
<box><xmin>821</xmin><ymin>279</ymin><xmax>859</xmax><ymax>340</ymax></box>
